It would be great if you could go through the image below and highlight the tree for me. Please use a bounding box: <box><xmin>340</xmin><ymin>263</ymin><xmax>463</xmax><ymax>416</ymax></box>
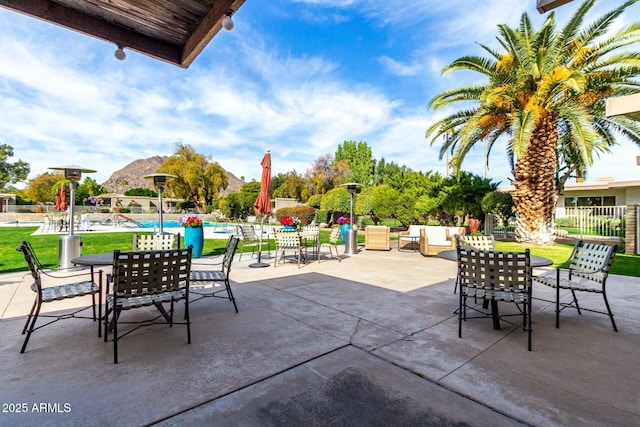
<box><xmin>335</xmin><ymin>140</ymin><xmax>376</xmax><ymax>185</ymax></box>
<box><xmin>427</xmin><ymin>0</ymin><xmax>640</xmax><ymax>244</ymax></box>
<box><xmin>124</xmin><ymin>187</ymin><xmax>157</xmax><ymax>197</ymax></box>
<box><xmin>320</xmin><ymin>187</ymin><xmax>350</xmax><ymax>222</ymax></box>
<box><xmin>0</xmin><ymin>143</ymin><xmax>29</xmax><ymax>191</ymax></box>
<box><xmin>159</xmin><ymin>143</ymin><xmax>228</xmax><ymax>211</ymax></box>
<box><xmin>77</xmin><ymin>177</ymin><xmax>107</xmax><ymax>205</ymax></box>
<box><xmin>23</xmin><ymin>172</ymin><xmax>59</xmax><ymax>204</ymax></box>
<box><xmin>272</xmin><ymin>170</ymin><xmax>307</xmax><ymax>201</ymax></box>
<box><xmin>482</xmin><ymin>191</ymin><xmax>515</xmax><ymax>237</ymax></box>
<box><xmin>305</xmin><ymin>154</ymin><xmax>349</xmax><ymax>196</ymax></box>
<box><xmin>370</xmin><ymin>185</ymin><xmax>399</xmax><ymax>222</ymax></box>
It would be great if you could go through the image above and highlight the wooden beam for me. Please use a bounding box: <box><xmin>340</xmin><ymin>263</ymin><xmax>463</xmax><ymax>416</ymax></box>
<box><xmin>182</xmin><ymin>0</ymin><xmax>245</xmax><ymax>68</ymax></box>
<box><xmin>0</xmin><ymin>0</ymin><xmax>183</xmax><ymax>66</ymax></box>
<box><xmin>606</xmin><ymin>93</ymin><xmax>640</xmax><ymax>117</ymax></box>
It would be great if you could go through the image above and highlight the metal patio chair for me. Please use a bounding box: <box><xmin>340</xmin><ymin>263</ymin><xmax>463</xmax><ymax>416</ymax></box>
<box><xmin>274</xmin><ymin>230</ymin><xmax>305</xmax><ymax>268</ymax></box>
<box><xmin>319</xmin><ymin>227</ymin><xmax>341</xmax><ymax>262</ymax></box>
<box><xmin>132</xmin><ymin>232</ymin><xmax>180</xmax><ymax>250</ymax></box>
<box><xmin>105</xmin><ymin>247</ymin><xmax>192</xmax><ymax>364</ymax></box>
<box><xmin>533</xmin><ymin>240</ymin><xmax>618</xmax><ymax>331</ymax></box>
<box><xmin>457</xmin><ymin>246</ymin><xmax>533</xmax><ymax>351</ymax></box>
<box><xmin>16</xmin><ymin>241</ymin><xmax>102</xmax><ymax>354</ymax></box>
<box><xmin>190</xmin><ymin>236</ymin><xmax>240</xmax><ymax>312</ymax></box>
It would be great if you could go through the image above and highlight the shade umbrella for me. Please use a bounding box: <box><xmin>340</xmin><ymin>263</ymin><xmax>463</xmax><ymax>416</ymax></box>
<box><xmin>59</xmin><ymin>183</ymin><xmax>68</xmax><ymax>211</ymax></box>
<box><xmin>54</xmin><ymin>188</ymin><xmax>61</xmax><ymax>211</ymax></box>
<box><xmin>250</xmin><ymin>150</ymin><xmax>271</xmax><ymax>268</ymax></box>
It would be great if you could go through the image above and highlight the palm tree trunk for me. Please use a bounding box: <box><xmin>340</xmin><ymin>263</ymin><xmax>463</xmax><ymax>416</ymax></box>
<box><xmin>511</xmin><ymin>116</ymin><xmax>558</xmax><ymax>244</ymax></box>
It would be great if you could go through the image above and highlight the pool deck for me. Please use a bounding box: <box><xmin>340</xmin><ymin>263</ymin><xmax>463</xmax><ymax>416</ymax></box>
<box><xmin>1</xmin><ymin>243</ymin><xmax>639</xmax><ymax>426</ymax></box>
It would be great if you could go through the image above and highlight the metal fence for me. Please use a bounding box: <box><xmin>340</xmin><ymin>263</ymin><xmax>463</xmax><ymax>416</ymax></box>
<box><xmin>485</xmin><ymin>205</ymin><xmax>628</xmax><ymax>240</ymax></box>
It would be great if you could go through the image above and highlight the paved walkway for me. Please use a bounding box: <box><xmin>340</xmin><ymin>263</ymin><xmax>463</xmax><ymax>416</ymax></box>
<box><xmin>1</xmin><ymin>245</ymin><xmax>639</xmax><ymax>426</ymax></box>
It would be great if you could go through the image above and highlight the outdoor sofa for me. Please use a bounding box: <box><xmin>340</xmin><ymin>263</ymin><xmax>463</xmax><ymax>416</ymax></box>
<box><xmin>418</xmin><ymin>225</ymin><xmax>466</xmax><ymax>256</ymax></box>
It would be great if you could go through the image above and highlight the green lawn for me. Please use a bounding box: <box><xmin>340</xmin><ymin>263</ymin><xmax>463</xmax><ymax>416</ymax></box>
<box><xmin>2</xmin><ymin>227</ymin><xmax>638</xmax><ymax>277</ymax></box>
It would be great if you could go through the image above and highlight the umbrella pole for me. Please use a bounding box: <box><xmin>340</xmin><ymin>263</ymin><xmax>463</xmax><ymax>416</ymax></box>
<box><xmin>249</xmin><ymin>216</ymin><xmax>270</xmax><ymax>268</ymax></box>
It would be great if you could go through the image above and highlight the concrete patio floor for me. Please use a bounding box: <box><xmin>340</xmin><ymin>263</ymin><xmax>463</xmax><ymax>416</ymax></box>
<box><xmin>0</xmin><ymin>244</ymin><xmax>638</xmax><ymax>426</ymax></box>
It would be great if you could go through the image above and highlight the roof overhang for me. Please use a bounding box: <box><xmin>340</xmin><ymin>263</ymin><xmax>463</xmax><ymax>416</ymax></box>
<box><xmin>0</xmin><ymin>0</ymin><xmax>246</xmax><ymax>68</ymax></box>
<box><xmin>537</xmin><ymin>0</ymin><xmax>574</xmax><ymax>13</ymax></box>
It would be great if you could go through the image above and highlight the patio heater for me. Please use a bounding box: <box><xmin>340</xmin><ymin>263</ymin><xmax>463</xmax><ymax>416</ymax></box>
<box><xmin>143</xmin><ymin>173</ymin><xmax>177</xmax><ymax>235</ymax></box>
<box><xmin>341</xmin><ymin>183</ymin><xmax>363</xmax><ymax>255</ymax></box>
<box><xmin>49</xmin><ymin>165</ymin><xmax>96</xmax><ymax>268</ymax></box>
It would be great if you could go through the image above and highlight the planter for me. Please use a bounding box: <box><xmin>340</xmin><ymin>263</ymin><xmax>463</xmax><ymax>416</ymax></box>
<box><xmin>283</xmin><ymin>225</ymin><xmax>297</xmax><ymax>231</ymax></box>
<box><xmin>340</xmin><ymin>223</ymin><xmax>350</xmax><ymax>244</ymax></box>
<box><xmin>184</xmin><ymin>226</ymin><xmax>204</xmax><ymax>258</ymax></box>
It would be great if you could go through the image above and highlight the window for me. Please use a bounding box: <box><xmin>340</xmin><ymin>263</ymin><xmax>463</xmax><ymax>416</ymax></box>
<box><xmin>564</xmin><ymin>196</ymin><xmax>616</xmax><ymax>207</ymax></box>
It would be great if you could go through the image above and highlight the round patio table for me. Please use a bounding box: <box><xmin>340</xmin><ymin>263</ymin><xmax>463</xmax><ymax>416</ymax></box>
<box><xmin>436</xmin><ymin>249</ymin><xmax>552</xmax><ymax>267</ymax></box>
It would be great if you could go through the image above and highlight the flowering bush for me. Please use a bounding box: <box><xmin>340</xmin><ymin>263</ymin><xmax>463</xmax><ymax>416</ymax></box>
<box><xmin>337</xmin><ymin>216</ymin><xmax>351</xmax><ymax>225</ymax></box>
<box><xmin>280</xmin><ymin>215</ymin><xmax>301</xmax><ymax>226</ymax></box>
<box><xmin>179</xmin><ymin>215</ymin><xmax>203</xmax><ymax>228</ymax></box>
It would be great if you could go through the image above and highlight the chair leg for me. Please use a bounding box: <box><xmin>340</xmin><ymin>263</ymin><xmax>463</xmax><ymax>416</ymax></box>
<box><xmin>225</xmin><ymin>280</ymin><xmax>238</xmax><ymax>313</ymax></box>
<box><xmin>22</xmin><ymin>298</ymin><xmax>38</xmax><ymax>334</ymax></box>
<box><xmin>527</xmin><ymin>299</ymin><xmax>532</xmax><ymax>351</ymax></box>
<box><xmin>555</xmin><ymin>284</ymin><xmax>561</xmax><ymax>328</ymax></box>
<box><xmin>602</xmin><ymin>292</ymin><xmax>618</xmax><ymax>332</ymax></box>
<box><xmin>458</xmin><ymin>291</ymin><xmax>463</xmax><ymax>338</ymax></box>
<box><xmin>20</xmin><ymin>301</ymin><xmax>42</xmax><ymax>353</ymax></box>
<box><xmin>570</xmin><ymin>289</ymin><xmax>581</xmax><ymax>314</ymax></box>
<box><xmin>185</xmin><ymin>299</ymin><xmax>191</xmax><ymax>344</ymax></box>
<box><xmin>113</xmin><ymin>308</ymin><xmax>119</xmax><ymax>364</ymax></box>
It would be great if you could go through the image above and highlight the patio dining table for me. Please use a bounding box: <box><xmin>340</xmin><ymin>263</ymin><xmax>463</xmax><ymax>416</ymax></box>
<box><xmin>437</xmin><ymin>249</ymin><xmax>552</xmax><ymax>330</ymax></box>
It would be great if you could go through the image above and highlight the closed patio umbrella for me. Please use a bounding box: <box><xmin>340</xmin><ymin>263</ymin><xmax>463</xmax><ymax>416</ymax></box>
<box><xmin>60</xmin><ymin>183</ymin><xmax>68</xmax><ymax>211</ymax></box>
<box><xmin>54</xmin><ymin>188</ymin><xmax>61</xmax><ymax>211</ymax></box>
<box><xmin>250</xmin><ymin>150</ymin><xmax>271</xmax><ymax>268</ymax></box>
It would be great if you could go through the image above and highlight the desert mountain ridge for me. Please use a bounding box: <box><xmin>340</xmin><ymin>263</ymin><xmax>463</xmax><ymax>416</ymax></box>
<box><xmin>101</xmin><ymin>156</ymin><xmax>245</xmax><ymax>196</ymax></box>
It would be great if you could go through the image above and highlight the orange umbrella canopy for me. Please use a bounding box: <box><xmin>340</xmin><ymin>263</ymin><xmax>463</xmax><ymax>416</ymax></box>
<box><xmin>54</xmin><ymin>188</ymin><xmax>61</xmax><ymax>211</ymax></box>
<box><xmin>254</xmin><ymin>151</ymin><xmax>272</xmax><ymax>216</ymax></box>
<box><xmin>59</xmin><ymin>183</ymin><xmax>68</xmax><ymax>211</ymax></box>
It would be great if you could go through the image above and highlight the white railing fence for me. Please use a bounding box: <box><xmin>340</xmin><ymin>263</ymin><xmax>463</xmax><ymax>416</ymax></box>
<box><xmin>485</xmin><ymin>205</ymin><xmax>628</xmax><ymax>240</ymax></box>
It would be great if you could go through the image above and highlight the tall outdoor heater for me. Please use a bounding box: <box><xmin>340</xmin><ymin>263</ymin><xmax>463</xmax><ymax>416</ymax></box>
<box><xmin>143</xmin><ymin>173</ymin><xmax>177</xmax><ymax>235</ymax></box>
<box><xmin>49</xmin><ymin>165</ymin><xmax>96</xmax><ymax>268</ymax></box>
<box><xmin>341</xmin><ymin>183</ymin><xmax>363</xmax><ymax>255</ymax></box>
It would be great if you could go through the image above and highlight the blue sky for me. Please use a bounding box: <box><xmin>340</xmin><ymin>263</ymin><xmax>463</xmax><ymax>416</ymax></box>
<box><xmin>1</xmin><ymin>0</ymin><xmax>639</xmax><ymax>188</ymax></box>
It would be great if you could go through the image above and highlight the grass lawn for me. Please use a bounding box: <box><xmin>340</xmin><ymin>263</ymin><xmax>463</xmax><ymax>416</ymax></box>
<box><xmin>1</xmin><ymin>227</ymin><xmax>637</xmax><ymax>277</ymax></box>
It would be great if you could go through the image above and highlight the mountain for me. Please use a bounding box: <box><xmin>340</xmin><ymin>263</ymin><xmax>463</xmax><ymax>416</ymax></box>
<box><xmin>101</xmin><ymin>156</ymin><xmax>245</xmax><ymax>196</ymax></box>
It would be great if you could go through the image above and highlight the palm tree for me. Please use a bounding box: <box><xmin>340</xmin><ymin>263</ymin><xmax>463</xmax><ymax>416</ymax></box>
<box><xmin>427</xmin><ymin>0</ymin><xmax>640</xmax><ymax>244</ymax></box>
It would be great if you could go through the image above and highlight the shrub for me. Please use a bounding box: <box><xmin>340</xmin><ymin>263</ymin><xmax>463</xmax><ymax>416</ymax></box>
<box><xmin>316</xmin><ymin>209</ymin><xmax>330</xmax><ymax>224</ymax></box>
<box><xmin>276</xmin><ymin>205</ymin><xmax>315</xmax><ymax>226</ymax></box>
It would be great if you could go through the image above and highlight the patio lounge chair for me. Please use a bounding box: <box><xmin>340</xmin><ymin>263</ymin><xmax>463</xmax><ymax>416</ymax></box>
<box><xmin>105</xmin><ymin>247</ymin><xmax>192</xmax><ymax>364</ymax></box>
<box><xmin>16</xmin><ymin>241</ymin><xmax>102</xmax><ymax>353</ymax></box>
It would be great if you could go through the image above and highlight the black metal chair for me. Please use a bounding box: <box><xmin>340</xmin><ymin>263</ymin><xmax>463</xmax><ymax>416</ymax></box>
<box><xmin>533</xmin><ymin>240</ymin><xmax>618</xmax><ymax>331</ymax></box>
<box><xmin>16</xmin><ymin>241</ymin><xmax>102</xmax><ymax>354</ymax></box>
<box><xmin>190</xmin><ymin>236</ymin><xmax>240</xmax><ymax>312</ymax></box>
<box><xmin>105</xmin><ymin>247</ymin><xmax>192</xmax><ymax>364</ymax></box>
<box><xmin>457</xmin><ymin>246</ymin><xmax>533</xmax><ymax>351</ymax></box>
